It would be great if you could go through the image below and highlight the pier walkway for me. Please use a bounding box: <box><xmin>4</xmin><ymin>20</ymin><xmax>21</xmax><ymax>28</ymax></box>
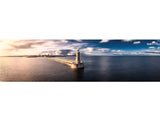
<box><xmin>48</xmin><ymin>57</ymin><xmax>75</xmax><ymax>67</ymax></box>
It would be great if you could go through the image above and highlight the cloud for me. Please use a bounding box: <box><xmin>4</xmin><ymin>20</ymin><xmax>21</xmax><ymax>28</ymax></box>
<box><xmin>80</xmin><ymin>47</ymin><xmax>110</xmax><ymax>55</ymax></box>
<box><xmin>10</xmin><ymin>41</ymin><xmax>46</xmax><ymax>49</ymax></box>
<box><xmin>110</xmin><ymin>50</ymin><xmax>124</xmax><ymax>55</ymax></box>
<box><xmin>100</xmin><ymin>39</ymin><xmax>110</xmax><ymax>43</ymax></box>
<box><xmin>133</xmin><ymin>41</ymin><xmax>141</xmax><ymax>44</ymax></box>
<box><xmin>14</xmin><ymin>40</ymin><xmax>84</xmax><ymax>51</ymax></box>
<box><xmin>0</xmin><ymin>40</ymin><xmax>89</xmax><ymax>56</ymax></box>
<box><xmin>54</xmin><ymin>49</ymin><xmax>73</xmax><ymax>55</ymax></box>
<box><xmin>147</xmin><ymin>41</ymin><xmax>160</xmax><ymax>45</ymax></box>
<box><xmin>123</xmin><ymin>39</ymin><xmax>133</xmax><ymax>42</ymax></box>
<box><xmin>0</xmin><ymin>39</ymin><xmax>126</xmax><ymax>56</ymax></box>
<box><xmin>81</xmin><ymin>47</ymin><xmax>124</xmax><ymax>56</ymax></box>
<box><xmin>144</xmin><ymin>50</ymin><xmax>160</xmax><ymax>54</ymax></box>
<box><xmin>2</xmin><ymin>39</ymin><xmax>160</xmax><ymax>56</ymax></box>
<box><xmin>127</xmin><ymin>52</ymin><xmax>142</xmax><ymax>55</ymax></box>
<box><xmin>86</xmin><ymin>47</ymin><xmax>110</xmax><ymax>52</ymax></box>
<box><xmin>37</xmin><ymin>40</ymin><xmax>88</xmax><ymax>55</ymax></box>
<box><xmin>111</xmin><ymin>50</ymin><xmax>123</xmax><ymax>53</ymax></box>
<box><xmin>40</xmin><ymin>49</ymin><xmax>74</xmax><ymax>55</ymax></box>
<box><xmin>0</xmin><ymin>40</ymin><xmax>50</xmax><ymax>50</ymax></box>
<box><xmin>149</xmin><ymin>46</ymin><xmax>155</xmax><ymax>49</ymax></box>
<box><xmin>74</xmin><ymin>39</ymin><xmax>82</xmax><ymax>42</ymax></box>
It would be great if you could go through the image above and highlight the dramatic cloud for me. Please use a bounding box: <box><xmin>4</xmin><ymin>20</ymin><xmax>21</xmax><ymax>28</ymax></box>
<box><xmin>1</xmin><ymin>39</ymin><xmax>160</xmax><ymax>56</ymax></box>
<box><xmin>123</xmin><ymin>39</ymin><xmax>133</xmax><ymax>42</ymax></box>
<box><xmin>147</xmin><ymin>41</ymin><xmax>160</xmax><ymax>45</ymax></box>
<box><xmin>111</xmin><ymin>50</ymin><xmax>123</xmax><ymax>53</ymax></box>
<box><xmin>0</xmin><ymin>40</ymin><xmax>49</xmax><ymax>50</ymax></box>
<box><xmin>80</xmin><ymin>47</ymin><xmax>110</xmax><ymax>55</ymax></box>
<box><xmin>80</xmin><ymin>47</ymin><xmax>124</xmax><ymax>56</ymax></box>
<box><xmin>74</xmin><ymin>39</ymin><xmax>82</xmax><ymax>42</ymax></box>
<box><xmin>85</xmin><ymin>47</ymin><xmax>110</xmax><ymax>52</ymax></box>
<box><xmin>133</xmin><ymin>41</ymin><xmax>141</xmax><ymax>44</ymax></box>
<box><xmin>149</xmin><ymin>46</ymin><xmax>155</xmax><ymax>49</ymax></box>
<box><xmin>40</xmin><ymin>49</ymin><xmax>74</xmax><ymax>55</ymax></box>
<box><xmin>144</xmin><ymin>50</ymin><xmax>160</xmax><ymax>54</ymax></box>
<box><xmin>0</xmin><ymin>40</ymin><xmax>88</xmax><ymax>56</ymax></box>
<box><xmin>10</xmin><ymin>41</ymin><xmax>46</xmax><ymax>49</ymax></box>
<box><xmin>36</xmin><ymin>40</ymin><xmax>88</xmax><ymax>56</ymax></box>
<box><xmin>100</xmin><ymin>39</ymin><xmax>110</xmax><ymax>43</ymax></box>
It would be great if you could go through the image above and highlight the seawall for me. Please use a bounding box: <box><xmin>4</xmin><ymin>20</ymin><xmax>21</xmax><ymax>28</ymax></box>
<box><xmin>47</xmin><ymin>57</ymin><xmax>84</xmax><ymax>69</ymax></box>
<box><xmin>48</xmin><ymin>57</ymin><xmax>75</xmax><ymax>67</ymax></box>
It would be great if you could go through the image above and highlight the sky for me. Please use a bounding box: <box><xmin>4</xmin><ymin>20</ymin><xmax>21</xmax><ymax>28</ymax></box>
<box><xmin>1</xmin><ymin>39</ymin><xmax>160</xmax><ymax>56</ymax></box>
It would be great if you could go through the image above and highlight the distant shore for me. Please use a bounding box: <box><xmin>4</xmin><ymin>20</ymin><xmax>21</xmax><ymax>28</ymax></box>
<box><xmin>0</xmin><ymin>55</ymin><xmax>76</xmax><ymax>57</ymax></box>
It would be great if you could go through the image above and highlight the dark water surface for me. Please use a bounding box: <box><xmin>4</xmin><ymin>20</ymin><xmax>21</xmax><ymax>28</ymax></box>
<box><xmin>1</xmin><ymin>56</ymin><xmax>160</xmax><ymax>81</ymax></box>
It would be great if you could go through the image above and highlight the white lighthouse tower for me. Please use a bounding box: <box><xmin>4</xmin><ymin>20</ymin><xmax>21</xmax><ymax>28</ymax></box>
<box><xmin>71</xmin><ymin>49</ymin><xmax>84</xmax><ymax>69</ymax></box>
<box><xmin>76</xmin><ymin>49</ymin><xmax>80</xmax><ymax>64</ymax></box>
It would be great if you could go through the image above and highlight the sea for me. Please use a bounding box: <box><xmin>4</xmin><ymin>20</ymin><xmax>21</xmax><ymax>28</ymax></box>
<box><xmin>0</xmin><ymin>56</ymin><xmax>160</xmax><ymax>81</ymax></box>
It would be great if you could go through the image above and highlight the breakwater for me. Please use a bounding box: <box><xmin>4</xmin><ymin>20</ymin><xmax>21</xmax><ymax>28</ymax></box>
<box><xmin>48</xmin><ymin>57</ymin><xmax>84</xmax><ymax>69</ymax></box>
<box><xmin>48</xmin><ymin>57</ymin><xmax>75</xmax><ymax>66</ymax></box>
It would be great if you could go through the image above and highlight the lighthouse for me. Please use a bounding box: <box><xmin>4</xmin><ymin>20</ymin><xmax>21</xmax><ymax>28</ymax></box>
<box><xmin>71</xmin><ymin>49</ymin><xmax>84</xmax><ymax>69</ymax></box>
<box><xmin>76</xmin><ymin>49</ymin><xmax>80</xmax><ymax>64</ymax></box>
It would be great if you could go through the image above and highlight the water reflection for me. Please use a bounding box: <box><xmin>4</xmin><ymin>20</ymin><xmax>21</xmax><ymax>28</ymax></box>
<box><xmin>72</xmin><ymin>68</ymin><xmax>84</xmax><ymax>81</ymax></box>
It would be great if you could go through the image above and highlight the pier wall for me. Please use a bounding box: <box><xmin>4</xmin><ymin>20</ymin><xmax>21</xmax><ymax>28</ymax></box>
<box><xmin>48</xmin><ymin>57</ymin><xmax>84</xmax><ymax>69</ymax></box>
<box><xmin>48</xmin><ymin>58</ymin><xmax>75</xmax><ymax>67</ymax></box>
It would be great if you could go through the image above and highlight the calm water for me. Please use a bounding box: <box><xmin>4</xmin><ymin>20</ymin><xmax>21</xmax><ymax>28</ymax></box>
<box><xmin>1</xmin><ymin>56</ymin><xmax>160</xmax><ymax>81</ymax></box>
